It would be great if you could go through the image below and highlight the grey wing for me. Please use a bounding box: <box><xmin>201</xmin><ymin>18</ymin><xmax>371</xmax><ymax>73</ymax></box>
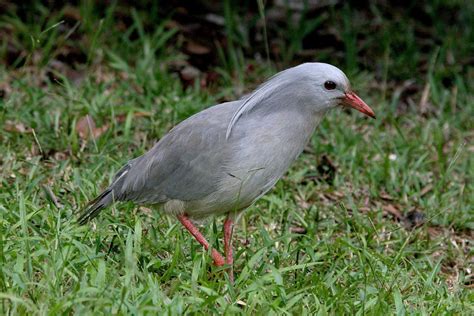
<box><xmin>114</xmin><ymin>101</ymin><xmax>238</xmax><ymax>204</ymax></box>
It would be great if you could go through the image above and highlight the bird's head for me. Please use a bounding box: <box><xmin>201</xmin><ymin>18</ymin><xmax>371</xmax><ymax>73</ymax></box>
<box><xmin>292</xmin><ymin>63</ymin><xmax>376</xmax><ymax>118</ymax></box>
<box><xmin>226</xmin><ymin>63</ymin><xmax>375</xmax><ymax>139</ymax></box>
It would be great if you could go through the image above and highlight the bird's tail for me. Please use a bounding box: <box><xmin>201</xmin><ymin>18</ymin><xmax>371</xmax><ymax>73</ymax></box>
<box><xmin>77</xmin><ymin>188</ymin><xmax>115</xmax><ymax>225</ymax></box>
<box><xmin>77</xmin><ymin>163</ymin><xmax>132</xmax><ymax>225</ymax></box>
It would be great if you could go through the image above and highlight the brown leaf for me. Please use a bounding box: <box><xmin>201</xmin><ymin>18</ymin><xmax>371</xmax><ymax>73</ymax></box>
<box><xmin>426</xmin><ymin>226</ymin><xmax>444</xmax><ymax>238</ymax></box>
<box><xmin>382</xmin><ymin>204</ymin><xmax>403</xmax><ymax>220</ymax></box>
<box><xmin>332</xmin><ymin>191</ymin><xmax>344</xmax><ymax>198</ymax></box>
<box><xmin>180</xmin><ymin>65</ymin><xmax>201</xmax><ymax>81</ymax></box>
<box><xmin>0</xmin><ymin>81</ymin><xmax>12</xmax><ymax>99</ymax></box>
<box><xmin>419</xmin><ymin>82</ymin><xmax>430</xmax><ymax>114</ymax></box>
<box><xmin>379</xmin><ymin>192</ymin><xmax>394</xmax><ymax>201</ymax></box>
<box><xmin>63</xmin><ymin>5</ymin><xmax>82</xmax><ymax>22</ymax></box>
<box><xmin>139</xmin><ymin>206</ymin><xmax>153</xmax><ymax>216</ymax></box>
<box><xmin>290</xmin><ymin>226</ymin><xmax>307</xmax><ymax>234</ymax></box>
<box><xmin>419</xmin><ymin>184</ymin><xmax>433</xmax><ymax>197</ymax></box>
<box><xmin>75</xmin><ymin>115</ymin><xmax>109</xmax><ymax>140</ymax></box>
<box><xmin>53</xmin><ymin>151</ymin><xmax>68</xmax><ymax>161</ymax></box>
<box><xmin>185</xmin><ymin>40</ymin><xmax>211</xmax><ymax>55</ymax></box>
<box><xmin>115</xmin><ymin>111</ymin><xmax>153</xmax><ymax>123</ymax></box>
<box><xmin>295</xmin><ymin>194</ymin><xmax>311</xmax><ymax>209</ymax></box>
<box><xmin>4</xmin><ymin>120</ymin><xmax>31</xmax><ymax>133</ymax></box>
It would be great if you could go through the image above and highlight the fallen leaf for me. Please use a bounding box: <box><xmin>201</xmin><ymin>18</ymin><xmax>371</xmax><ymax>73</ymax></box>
<box><xmin>76</xmin><ymin>115</ymin><xmax>109</xmax><ymax>140</ymax></box>
<box><xmin>359</xmin><ymin>207</ymin><xmax>371</xmax><ymax>213</ymax></box>
<box><xmin>4</xmin><ymin>120</ymin><xmax>31</xmax><ymax>133</ymax></box>
<box><xmin>53</xmin><ymin>151</ymin><xmax>68</xmax><ymax>161</ymax></box>
<box><xmin>419</xmin><ymin>82</ymin><xmax>430</xmax><ymax>114</ymax></box>
<box><xmin>382</xmin><ymin>204</ymin><xmax>403</xmax><ymax>220</ymax></box>
<box><xmin>290</xmin><ymin>226</ymin><xmax>307</xmax><ymax>234</ymax></box>
<box><xmin>185</xmin><ymin>40</ymin><xmax>211</xmax><ymax>55</ymax></box>
<box><xmin>180</xmin><ymin>65</ymin><xmax>201</xmax><ymax>82</ymax></box>
<box><xmin>139</xmin><ymin>206</ymin><xmax>153</xmax><ymax>216</ymax></box>
<box><xmin>63</xmin><ymin>4</ymin><xmax>82</xmax><ymax>22</ymax></box>
<box><xmin>295</xmin><ymin>193</ymin><xmax>311</xmax><ymax>209</ymax></box>
<box><xmin>115</xmin><ymin>111</ymin><xmax>153</xmax><ymax>123</ymax></box>
<box><xmin>323</xmin><ymin>193</ymin><xmax>339</xmax><ymax>201</ymax></box>
<box><xmin>379</xmin><ymin>192</ymin><xmax>394</xmax><ymax>200</ymax></box>
<box><xmin>427</xmin><ymin>226</ymin><xmax>444</xmax><ymax>238</ymax></box>
<box><xmin>0</xmin><ymin>81</ymin><xmax>12</xmax><ymax>99</ymax></box>
<box><xmin>332</xmin><ymin>191</ymin><xmax>344</xmax><ymax>198</ymax></box>
<box><xmin>419</xmin><ymin>184</ymin><xmax>433</xmax><ymax>197</ymax></box>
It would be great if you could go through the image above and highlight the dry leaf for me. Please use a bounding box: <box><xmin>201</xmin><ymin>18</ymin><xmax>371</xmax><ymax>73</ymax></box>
<box><xmin>290</xmin><ymin>226</ymin><xmax>307</xmax><ymax>234</ymax></box>
<box><xmin>419</xmin><ymin>82</ymin><xmax>430</xmax><ymax>114</ymax></box>
<box><xmin>76</xmin><ymin>115</ymin><xmax>109</xmax><ymax>140</ymax></box>
<box><xmin>0</xmin><ymin>81</ymin><xmax>12</xmax><ymax>99</ymax></box>
<box><xmin>115</xmin><ymin>111</ymin><xmax>153</xmax><ymax>123</ymax></box>
<box><xmin>382</xmin><ymin>204</ymin><xmax>403</xmax><ymax>220</ymax></box>
<box><xmin>332</xmin><ymin>191</ymin><xmax>344</xmax><ymax>198</ymax></box>
<box><xmin>295</xmin><ymin>193</ymin><xmax>311</xmax><ymax>209</ymax></box>
<box><xmin>180</xmin><ymin>65</ymin><xmax>201</xmax><ymax>81</ymax></box>
<box><xmin>63</xmin><ymin>4</ymin><xmax>82</xmax><ymax>21</ymax></box>
<box><xmin>139</xmin><ymin>206</ymin><xmax>153</xmax><ymax>216</ymax></box>
<box><xmin>379</xmin><ymin>192</ymin><xmax>394</xmax><ymax>201</ymax></box>
<box><xmin>419</xmin><ymin>184</ymin><xmax>433</xmax><ymax>197</ymax></box>
<box><xmin>185</xmin><ymin>40</ymin><xmax>211</xmax><ymax>55</ymax></box>
<box><xmin>4</xmin><ymin>120</ymin><xmax>31</xmax><ymax>133</ymax></box>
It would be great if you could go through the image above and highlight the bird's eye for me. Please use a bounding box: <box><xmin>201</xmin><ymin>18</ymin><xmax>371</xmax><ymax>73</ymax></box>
<box><xmin>324</xmin><ymin>81</ymin><xmax>337</xmax><ymax>90</ymax></box>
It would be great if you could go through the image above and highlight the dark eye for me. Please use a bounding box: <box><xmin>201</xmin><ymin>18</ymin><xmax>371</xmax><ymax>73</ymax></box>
<box><xmin>324</xmin><ymin>81</ymin><xmax>337</xmax><ymax>90</ymax></box>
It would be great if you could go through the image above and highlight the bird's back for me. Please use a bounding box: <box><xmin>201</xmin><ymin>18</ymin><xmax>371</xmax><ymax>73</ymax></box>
<box><xmin>115</xmin><ymin>100</ymin><xmax>240</xmax><ymax>204</ymax></box>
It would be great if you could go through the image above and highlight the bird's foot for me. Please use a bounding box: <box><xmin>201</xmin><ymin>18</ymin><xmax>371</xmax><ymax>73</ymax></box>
<box><xmin>211</xmin><ymin>249</ymin><xmax>225</xmax><ymax>266</ymax></box>
<box><xmin>178</xmin><ymin>213</ymin><xmax>234</xmax><ymax>282</ymax></box>
<box><xmin>224</xmin><ymin>216</ymin><xmax>235</xmax><ymax>283</ymax></box>
<box><xmin>178</xmin><ymin>214</ymin><xmax>226</xmax><ymax>267</ymax></box>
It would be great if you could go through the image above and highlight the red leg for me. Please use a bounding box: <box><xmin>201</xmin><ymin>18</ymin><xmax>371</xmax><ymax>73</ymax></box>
<box><xmin>224</xmin><ymin>216</ymin><xmax>234</xmax><ymax>282</ymax></box>
<box><xmin>177</xmin><ymin>214</ymin><xmax>225</xmax><ymax>266</ymax></box>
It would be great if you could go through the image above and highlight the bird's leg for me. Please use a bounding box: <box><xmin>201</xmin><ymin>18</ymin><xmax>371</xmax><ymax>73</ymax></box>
<box><xmin>177</xmin><ymin>214</ymin><xmax>225</xmax><ymax>266</ymax></box>
<box><xmin>223</xmin><ymin>216</ymin><xmax>234</xmax><ymax>283</ymax></box>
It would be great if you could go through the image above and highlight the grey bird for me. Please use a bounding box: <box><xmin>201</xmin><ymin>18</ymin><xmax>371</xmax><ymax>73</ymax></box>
<box><xmin>79</xmin><ymin>62</ymin><xmax>375</xmax><ymax>282</ymax></box>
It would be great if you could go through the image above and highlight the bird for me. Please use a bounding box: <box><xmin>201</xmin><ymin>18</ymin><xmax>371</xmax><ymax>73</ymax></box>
<box><xmin>78</xmin><ymin>62</ymin><xmax>375</xmax><ymax>282</ymax></box>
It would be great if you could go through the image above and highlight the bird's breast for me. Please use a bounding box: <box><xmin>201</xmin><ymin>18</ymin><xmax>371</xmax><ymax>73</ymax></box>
<box><xmin>182</xmin><ymin>108</ymin><xmax>322</xmax><ymax>218</ymax></box>
<box><xmin>221</xmin><ymin>110</ymin><xmax>318</xmax><ymax>202</ymax></box>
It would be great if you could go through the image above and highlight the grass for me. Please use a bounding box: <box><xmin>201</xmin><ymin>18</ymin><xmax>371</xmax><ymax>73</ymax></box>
<box><xmin>0</xmin><ymin>1</ymin><xmax>473</xmax><ymax>314</ymax></box>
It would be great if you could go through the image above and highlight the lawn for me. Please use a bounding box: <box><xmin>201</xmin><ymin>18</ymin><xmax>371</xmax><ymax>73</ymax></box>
<box><xmin>0</xmin><ymin>1</ymin><xmax>472</xmax><ymax>314</ymax></box>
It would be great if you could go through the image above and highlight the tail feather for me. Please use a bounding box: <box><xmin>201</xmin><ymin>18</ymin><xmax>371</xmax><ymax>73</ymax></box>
<box><xmin>77</xmin><ymin>188</ymin><xmax>115</xmax><ymax>225</ymax></box>
<box><xmin>78</xmin><ymin>163</ymin><xmax>132</xmax><ymax>225</ymax></box>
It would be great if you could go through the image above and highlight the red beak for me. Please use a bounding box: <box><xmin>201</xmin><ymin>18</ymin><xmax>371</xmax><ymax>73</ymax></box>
<box><xmin>342</xmin><ymin>91</ymin><xmax>376</xmax><ymax>119</ymax></box>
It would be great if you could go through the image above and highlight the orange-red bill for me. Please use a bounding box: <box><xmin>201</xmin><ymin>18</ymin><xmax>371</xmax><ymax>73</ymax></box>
<box><xmin>342</xmin><ymin>91</ymin><xmax>376</xmax><ymax>119</ymax></box>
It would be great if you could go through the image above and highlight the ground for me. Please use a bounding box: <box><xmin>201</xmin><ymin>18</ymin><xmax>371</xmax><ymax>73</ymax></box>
<box><xmin>0</xmin><ymin>1</ymin><xmax>473</xmax><ymax>314</ymax></box>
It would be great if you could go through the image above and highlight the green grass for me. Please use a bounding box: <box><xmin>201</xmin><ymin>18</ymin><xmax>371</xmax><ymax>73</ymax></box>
<box><xmin>0</xmin><ymin>2</ymin><xmax>473</xmax><ymax>314</ymax></box>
